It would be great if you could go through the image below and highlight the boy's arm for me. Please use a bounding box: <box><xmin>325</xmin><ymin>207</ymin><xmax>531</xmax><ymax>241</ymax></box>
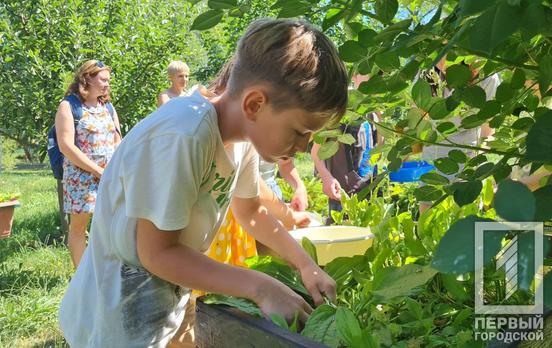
<box><xmin>277</xmin><ymin>158</ymin><xmax>308</xmax><ymax>211</ymax></box>
<box><xmin>157</xmin><ymin>92</ymin><xmax>169</xmax><ymax>107</ymax></box>
<box><xmin>231</xmin><ymin>196</ymin><xmax>337</xmax><ymax>306</ymax></box>
<box><xmin>310</xmin><ymin>143</ymin><xmax>341</xmax><ymax>201</ymax></box>
<box><xmin>136</xmin><ymin>218</ymin><xmax>313</xmax><ymax>322</ymax></box>
<box><xmin>259</xmin><ymin>179</ymin><xmax>310</xmax><ymax>229</ymax></box>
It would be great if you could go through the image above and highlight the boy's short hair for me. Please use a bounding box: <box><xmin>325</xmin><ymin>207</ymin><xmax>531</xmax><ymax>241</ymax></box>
<box><xmin>227</xmin><ymin>18</ymin><xmax>348</xmax><ymax>125</ymax></box>
<box><xmin>167</xmin><ymin>61</ymin><xmax>190</xmax><ymax>76</ymax></box>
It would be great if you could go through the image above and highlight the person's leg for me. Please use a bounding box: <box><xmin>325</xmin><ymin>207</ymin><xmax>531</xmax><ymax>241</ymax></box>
<box><xmin>56</xmin><ymin>179</ymin><xmax>69</xmax><ymax>236</ymax></box>
<box><xmin>68</xmin><ymin>213</ymin><xmax>90</xmax><ymax>267</ymax></box>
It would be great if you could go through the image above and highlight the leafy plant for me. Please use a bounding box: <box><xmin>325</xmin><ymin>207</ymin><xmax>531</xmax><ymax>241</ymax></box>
<box><xmin>0</xmin><ymin>192</ymin><xmax>21</xmax><ymax>204</ymax></box>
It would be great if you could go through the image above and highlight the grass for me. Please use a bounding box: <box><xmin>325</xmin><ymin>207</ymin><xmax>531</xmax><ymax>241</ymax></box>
<box><xmin>0</xmin><ymin>170</ymin><xmax>70</xmax><ymax>347</ymax></box>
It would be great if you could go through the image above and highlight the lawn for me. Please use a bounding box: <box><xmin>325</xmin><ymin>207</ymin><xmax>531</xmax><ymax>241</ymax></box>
<box><xmin>0</xmin><ymin>170</ymin><xmax>70</xmax><ymax>347</ymax></box>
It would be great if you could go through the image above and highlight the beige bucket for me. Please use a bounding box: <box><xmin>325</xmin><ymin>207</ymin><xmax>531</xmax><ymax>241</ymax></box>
<box><xmin>290</xmin><ymin>225</ymin><xmax>374</xmax><ymax>265</ymax></box>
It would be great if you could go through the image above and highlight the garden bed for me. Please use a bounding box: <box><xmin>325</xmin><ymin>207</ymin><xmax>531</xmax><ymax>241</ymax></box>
<box><xmin>195</xmin><ymin>297</ymin><xmax>327</xmax><ymax>348</ymax></box>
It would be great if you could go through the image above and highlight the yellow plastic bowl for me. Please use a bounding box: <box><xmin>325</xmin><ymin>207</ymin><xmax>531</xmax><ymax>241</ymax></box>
<box><xmin>290</xmin><ymin>226</ymin><xmax>374</xmax><ymax>265</ymax></box>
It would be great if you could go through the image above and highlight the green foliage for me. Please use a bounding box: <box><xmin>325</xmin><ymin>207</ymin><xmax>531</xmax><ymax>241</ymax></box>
<box><xmin>0</xmin><ymin>0</ymin><xmax>207</xmax><ymax>161</ymax></box>
<box><xmin>203</xmin><ymin>294</ymin><xmax>263</xmax><ymax>317</ymax></box>
<box><xmin>0</xmin><ymin>137</ymin><xmax>19</xmax><ymax>170</ymax></box>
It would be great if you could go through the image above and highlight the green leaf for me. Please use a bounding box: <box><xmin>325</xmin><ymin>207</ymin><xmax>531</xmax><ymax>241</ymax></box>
<box><xmin>372</xmin><ymin>264</ymin><xmax>438</xmax><ymax>300</ymax></box>
<box><xmin>414</xmin><ymin>186</ymin><xmax>443</xmax><ymax>201</ymax></box>
<box><xmin>301</xmin><ymin>237</ymin><xmax>318</xmax><ymax>265</ymax></box>
<box><xmin>440</xmin><ymin>274</ymin><xmax>470</xmax><ymax>302</ymax></box>
<box><xmin>526</xmin><ymin>110</ymin><xmax>552</xmax><ymax>162</ymax></box>
<box><xmin>446</xmin><ymin>64</ymin><xmax>472</xmax><ymax>88</ymax></box>
<box><xmin>336</xmin><ymin>306</ymin><xmax>363</xmax><ymax>347</ymax></box>
<box><xmin>358</xmin><ymin>29</ymin><xmax>377</xmax><ymax>48</ymax></box>
<box><xmin>468</xmin><ymin>154</ymin><xmax>488</xmax><ymax>167</ymax></box>
<box><xmin>432</xmin><ymin>215</ymin><xmax>503</xmax><ymax>274</ymax></box>
<box><xmin>245</xmin><ymin>256</ymin><xmax>310</xmax><ymax>298</ymax></box>
<box><xmin>388</xmin><ymin>158</ymin><xmax>402</xmax><ymax>172</ymax></box>
<box><xmin>545</xmin><ymin>272</ymin><xmax>552</xmax><ymax>309</ymax></box>
<box><xmin>404</xmin><ymin>297</ymin><xmax>423</xmax><ymax>320</ymax></box>
<box><xmin>322</xmin><ymin>8</ymin><xmax>345</xmax><ymax>31</ymax></box>
<box><xmin>521</xmin><ymin>2</ymin><xmax>549</xmax><ymax>40</ymax></box>
<box><xmin>449</xmin><ymin>149</ymin><xmax>468</xmax><ymax>163</ymax></box>
<box><xmin>452</xmin><ymin>181</ymin><xmax>483</xmax><ymax>207</ymax></box>
<box><xmin>495</xmin><ymin>83</ymin><xmax>515</xmax><ymax>102</ymax></box>
<box><xmin>374</xmin><ymin>0</ymin><xmax>398</xmax><ymax>23</ymax></box>
<box><xmin>203</xmin><ymin>294</ymin><xmax>263</xmax><ymax>317</ymax></box>
<box><xmin>302</xmin><ymin>305</ymin><xmax>339</xmax><ymax>348</ymax></box>
<box><xmin>385</xmin><ymin>74</ymin><xmax>409</xmax><ymax>93</ymax></box>
<box><xmin>338</xmin><ymin>133</ymin><xmax>356</xmax><ymax>145</ymax></box>
<box><xmin>374</xmin><ymin>51</ymin><xmax>400</xmax><ymax>72</ymax></box>
<box><xmin>275</xmin><ymin>0</ymin><xmax>311</xmax><ymax>17</ymax></box>
<box><xmin>459</xmin><ymin>0</ymin><xmax>495</xmax><ymax>17</ymax></box>
<box><xmin>437</xmin><ymin>121</ymin><xmax>457</xmax><ymax>134</ymax></box>
<box><xmin>359</xmin><ymin>75</ymin><xmax>387</xmax><ymax>94</ymax></box>
<box><xmin>510</xmin><ymin>69</ymin><xmax>526</xmax><ymax>89</ymax></box>
<box><xmin>534</xmin><ymin>185</ymin><xmax>552</xmax><ymax>221</ymax></box>
<box><xmin>412</xmin><ymin>79</ymin><xmax>433</xmax><ymax>111</ymax></box>
<box><xmin>270</xmin><ymin>313</ymin><xmax>289</xmax><ymax>330</ymax></box>
<box><xmin>434</xmin><ymin>157</ymin><xmax>460</xmax><ymax>175</ymax></box>
<box><xmin>428</xmin><ymin>98</ymin><xmax>451</xmax><ymax>120</ymax></box>
<box><xmin>318</xmin><ymin>141</ymin><xmax>340</xmax><ymax>160</ymax></box>
<box><xmin>494</xmin><ymin>179</ymin><xmax>536</xmax><ymax>221</ymax></box>
<box><xmin>538</xmin><ymin>56</ymin><xmax>552</xmax><ymax>96</ymax></box>
<box><xmin>400</xmin><ymin>59</ymin><xmax>421</xmax><ymax>81</ymax></box>
<box><xmin>324</xmin><ymin>256</ymin><xmax>367</xmax><ymax>291</ymax></box>
<box><xmin>420</xmin><ymin>172</ymin><xmax>450</xmax><ymax>185</ymax></box>
<box><xmin>473</xmin><ymin>162</ymin><xmax>495</xmax><ymax>180</ymax></box>
<box><xmin>207</xmin><ymin>0</ymin><xmax>237</xmax><ymax>10</ymax></box>
<box><xmin>461</xmin><ymin>114</ymin><xmax>486</xmax><ymax>129</ymax></box>
<box><xmin>460</xmin><ymin>85</ymin><xmax>486</xmax><ymax>108</ymax></box>
<box><xmin>511</xmin><ymin>117</ymin><xmax>534</xmax><ymax>131</ymax></box>
<box><xmin>477</xmin><ymin>100</ymin><xmax>501</xmax><ymax>119</ymax></box>
<box><xmin>469</xmin><ymin>3</ymin><xmax>520</xmax><ymax>54</ymax></box>
<box><xmin>339</xmin><ymin>41</ymin><xmax>367</xmax><ymax>62</ymax></box>
<box><xmin>191</xmin><ymin>10</ymin><xmax>224</xmax><ymax>30</ymax></box>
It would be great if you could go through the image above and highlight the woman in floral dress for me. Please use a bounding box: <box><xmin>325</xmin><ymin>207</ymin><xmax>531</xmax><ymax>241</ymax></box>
<box><xmin>55</xmin><ymin>60</ymin><xmax>121</xmax><ymax>267</ymax></box>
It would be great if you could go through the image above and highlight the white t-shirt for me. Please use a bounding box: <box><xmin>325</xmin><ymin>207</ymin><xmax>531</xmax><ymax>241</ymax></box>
<box><xmin>423</xmin><ymin>74</ymin><xmax>501</xmax><ymax>161</ymax></box>
<box><xmin>59</xmin><ymin>90</ymin><xmax>259</xmax><ymax>347</ymax></box>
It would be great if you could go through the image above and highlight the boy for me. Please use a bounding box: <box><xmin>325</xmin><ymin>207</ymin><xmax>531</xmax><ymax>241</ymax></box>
<box><xmin>59</xmin><ymin>18</ymin><xmax>348</xmax><ymax>347</ymax></box>
<box><xmin>157</xmin><ymin>60</ymin><xmax>190</xmax><ymax>106</ymax></box>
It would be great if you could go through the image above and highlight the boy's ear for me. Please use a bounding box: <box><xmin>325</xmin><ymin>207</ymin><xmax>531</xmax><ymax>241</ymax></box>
<box><xmin>242</xmin><ymin>89</ymin><xmax>268</xmax><ymax>121</ymax></box>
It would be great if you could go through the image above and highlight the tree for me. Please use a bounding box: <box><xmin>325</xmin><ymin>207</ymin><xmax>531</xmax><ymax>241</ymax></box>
<box><xmin>0</xmin><ymin>0</ymin><xmax>207</xmax><ymax>162</ymax></box>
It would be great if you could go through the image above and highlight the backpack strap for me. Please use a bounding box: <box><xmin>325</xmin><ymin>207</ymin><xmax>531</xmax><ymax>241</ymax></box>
<box><xmin>63</xmin><ymin>94</ymin><xmax>84</xmax><ymax>124</ymax></box>
<box><xmin>104</xmin><ymin>102</ymin><xmax>121</xmax><ymax>136</ymax></box>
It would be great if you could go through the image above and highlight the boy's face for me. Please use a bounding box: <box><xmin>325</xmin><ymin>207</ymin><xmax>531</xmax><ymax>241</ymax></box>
<box><xmin>170</xmin><ymin>70</ymin><xmax>189</xmax><ymax>89</ymax></box>
<box><xmin>245</xmin><ymin>101</ymin><xmax>328</xmax><ymax>163</ymax></box>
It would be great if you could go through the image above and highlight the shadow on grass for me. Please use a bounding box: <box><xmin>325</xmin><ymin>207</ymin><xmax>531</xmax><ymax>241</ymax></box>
<box><xmin>31</xmin><ymin>338</ymin><xmax>69</xmax><ymax>348</ymax></box>
<box><xmin>0</xmin><ymin>209</ymin><xmax>64</xmax><ymax>264</ymax></box>
<box><xmin>0</xmin><ymin>267</ymin><xmax>67</xmax><ymax>297</ymax></box>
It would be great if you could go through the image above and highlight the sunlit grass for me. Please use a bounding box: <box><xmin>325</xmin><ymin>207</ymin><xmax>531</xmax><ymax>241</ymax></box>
<box><xmin>0</xmin><ymin>170</ymin><xmax>70</xmax><ymax>347</ymax></box>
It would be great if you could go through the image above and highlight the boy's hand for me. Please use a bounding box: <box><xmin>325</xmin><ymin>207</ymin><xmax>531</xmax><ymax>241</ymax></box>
<box><xmin>290</xmin><ymin>186</ymin><xmax>308</xmax><ymax>211</ymax></box>
<box><xmin>291</xmin><ymin>211</ymin><xmax>311</xmax><ymax>228</ymax></box>
<box><xmin>255</xmin><ymin>276</ymin><xmax>313</xmax><ymax>324</ymax></box>
<box><xmin>299</xmin><ymin>261</ymin><xmax>337</xmax><ymax>306</ymax></box>
<box><xmin>321</xmin><ymin>175</ymin><xmax>341</xmax><ymax>201</ymax></box>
